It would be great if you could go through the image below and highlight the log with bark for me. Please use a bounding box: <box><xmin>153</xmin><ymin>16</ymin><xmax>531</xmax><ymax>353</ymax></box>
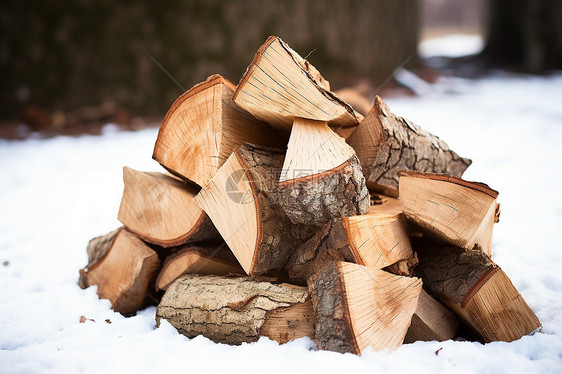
<box><xmin>309</xmin><ymin>261</ymin><xmax>422</xmax><ymax>354</ymax></box>
<box><xmin>152</xmin><ymin>74</ymin><xmax>283</xmax><ymax>187</ymax></box>
<box><xmin>195</xmin><ymin>143</ymin><xmax>316</xmax><ymax>276</ymax></box>
<box><xmin>346</xmin><ymin>96</ymin><xmax>472</xmax><ymax>195</ymax></box>
<box><xmin>118</xmin><ymin>167</ymin><xmax>221</xmax><ymax>247</ymax></box>
<box><xmin>155</xmin><ymin>244</ymin><xmax>243</xmax><ymax>291</ymax></box>
<box><xmin>233</xmin><ymin>36</ymin><xmax>362</xmax><ymax>137</ymax></box>
<box><xmin>286</xmin><ymin>195</ymin><xmax>414</xmax><ymax>282</ymax></box>
<box><xmin>156</xmin><ymin>274</ymin><xmax>314</xmax><ymax>345</ymax></box>
<box><xmin>277</xmin><ymin>117</ymin><xmax>370</xmax><ymax>225</ymax></box>
<box><xmin>399</xmin><ymin>171</ymin><xmax>500</xmax><ymax>257</ymax></box>
<box><xmin>415</xmin><ymin>242</ymin><xmax>541</xmax><ymax>342</ymax></box>
<box><xmin>78</xmin><ymin>228</ymin><xmax>161</xmax><ymax>315</ymax></box>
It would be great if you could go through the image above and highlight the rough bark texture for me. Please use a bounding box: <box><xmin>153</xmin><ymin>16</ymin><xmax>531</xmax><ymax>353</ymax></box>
<box><xmin>346</xmin><ymin>96</ymin><xmax>472</xmax><ymax>193</ymax></box>
<box><xmin>414</xmin><ymin>242</ymin><xmax>496</xmax><ymax>304</ymax></box>
<box><xmin>156</xmin><ymin>274</ymin><xmax>313</xmax><ymax>345</ymax></box>
<box><xmin>236</xmin><ymin>143</ymin><xmax>318</xmax><ymax>274</ymax></box>
<box><xmin>286</xmin><ymin>219</ymin><xmax>357</xmax><ymax>283</ymax></box>
<box><xmin>78</xmin><ymin>228</ymin><xmax>121</xmax><ymax>289</ymax></box>
<box><xmin>278</xmin><ymin>155</ymin><xmax>370</xmax><ymax>225</ymax></box>
<box><xmin>308</xmin><ymin>262</ymin><xmax>357</xmax><ymax>354</ymax></box>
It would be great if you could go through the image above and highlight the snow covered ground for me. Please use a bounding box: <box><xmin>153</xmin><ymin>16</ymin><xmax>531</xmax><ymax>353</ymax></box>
<box><xmin>1</xmin><ymin>72</ymin><xmax>562</xmax><ymax>373</ymax></box>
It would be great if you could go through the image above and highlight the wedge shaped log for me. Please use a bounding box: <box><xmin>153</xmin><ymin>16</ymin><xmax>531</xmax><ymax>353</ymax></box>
<box><xmin>153</xmin><ymin>74</ymin><xmax>283</xmax><ymax>187</ymax></box>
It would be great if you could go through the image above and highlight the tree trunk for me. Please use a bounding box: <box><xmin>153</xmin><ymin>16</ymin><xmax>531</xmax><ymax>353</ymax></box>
<box><xmin>346</xmin><ymin>96</ymin><xmax>471</xmax><ymax>196</ymax></box>
<box><xmin>482</xmin><ymin>0</ymin><xmax>562</xmax><ymax>72</ymax></box>
<box><xmin>156</xmin><ymin>274</ymin><xmax>314</xmax><ymax>345</ymax></box>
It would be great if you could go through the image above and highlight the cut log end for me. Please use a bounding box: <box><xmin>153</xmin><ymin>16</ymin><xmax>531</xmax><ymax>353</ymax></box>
<box><xmin>79</xmin><ymin>228</ymin><xmax>161</xmax><ymax>315</ymax></box>
<box><xmin>310</xmin><ymin>262</ymin><xmax>422</xmax><ymax>354</ymax></box>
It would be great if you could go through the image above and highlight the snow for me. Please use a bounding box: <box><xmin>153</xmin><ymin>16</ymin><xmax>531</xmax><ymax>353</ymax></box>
<box><xmin>2</xmin><ymin>72</ymin><xmax>562</xmax><ymax>373</ymax></box>
<box><xmin>419</xmin><ymin>34</ymin><xmax>484</xmax><ymax>58</ymax></box>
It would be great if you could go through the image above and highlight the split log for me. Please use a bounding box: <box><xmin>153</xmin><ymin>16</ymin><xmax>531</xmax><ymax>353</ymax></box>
<box><xmin>277</xmin><ymin>117</ymin><xmax>370</xmax><ymax>225</ymax></box>
<box><xmin>286</xmin><ymin>195</ymin><xmax>414</xmax><ymax>282</ymax></box>
<box><xmin>346</xmin><ymin>96</ymin><xmax>472</xmax><ymax>195</ymax></box>
<box><xmin>195</xmin><ymin>143</ymin><xmax>316</xmax><ymax>276</ymax></box>
<box><xmin>404</xmin><ymin>289</ymin><xmax>459</xmax><ymax>343</ymax></box>
<box><xmin>233</xmin><ymin>36</ymin><xmax>362</xmax><ymax>136</ymax></box>
<box><xmin>78</xmin><ymin>228</ymin><xmax>161</xmax><ymax>315</ymax></box>
<box><xmin>153</xmin><ymin>74</ymin><xmax>283</xmax><ymax>187</ymax></box>
<box><xmin>399</xmin><ymin>171</ymin><xmax>500</xmax><ymax>256</ymax></box>
<box><xmin>415</xmin><ymin>243</ymin><xmax>541</xmax><ymax>342</ymax></box>
<box><xmin>309</xmin><ymin>261</ymin><xmax>422</xmax><ymax>354</ymax></box>
<box><xmin>156</xmin><ymin>274</ymin><xmax>314</xmax><ymax>345</ymax></box>
<box><xmin>155</xmin><ymin>244</ymin><xmax>243</xmax><ymax>291</ymax></box>
<box><xmin>118</xmin><ymin>167</ymin><xmax>221</xmax><ymax>247</ymax></box>
<box><xmin>333</xmin><ymin>84</ymin><xmax>373</xmax><ymax>118</ymax></box>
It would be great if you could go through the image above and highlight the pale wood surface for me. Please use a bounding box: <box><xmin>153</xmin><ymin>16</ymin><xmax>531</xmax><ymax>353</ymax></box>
<box><xmin>155</xmin><ymin>245</ymin><xmax>243</xmax><ymax>291</ymax></box>
<box><xmin>404</xmin><ymin>289</ymin><xmax>458</xmax><ymax>343</ymax></box>
<box><xmin>310</xmin><ymin>261</ymin><xmax>421</xmax><ymax>354</ymax></box>
<box><xmin>79</xmin><ymin>228</ymin><xmax>160</xmax><ymax>315</ymax></box>
<box><xmin>400</xmin><ymin>171</ymin><xmax>499</xmax><ymax>256</ymax></box>
<box><xmin>233</xmin><ymin>36</ymin><xmax>361</xmax><ymax>134</ymax></box>
<box><xmin>196</xmin><ymin>143</ymin><xmax>317</xmax><ymax>276</ymax></box>
<box><xmin>286</xmin><ymin>195</ymin><xmax>414</xmax><ymax>282</ymax></box>
<box><xmin>153</xmin><ymin>74</ymin><xmax>282</xmax><ymax>187</ymax></box>
<box><xmin>156</xmin><ymin>274</ymin><xmax>314</xmax><ymax>345</ymax></box>
<box><xmin>118</xmin><ymin>167</ymin><xmax>220</xmax><ymax>247</ymax></box>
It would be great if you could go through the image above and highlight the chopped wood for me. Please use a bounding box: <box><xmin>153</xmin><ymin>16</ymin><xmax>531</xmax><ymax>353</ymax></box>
<box><xmin>153</xmin><ymin>74</ymin><xmax>283</xmax><ymax>187</ymax></box>
<box><xmin>286</xmin><ymin>195</ymin><xmax>414</xmax><ymax>282</ymax></box>
<box><xmin>277</xmin><ymin>117</ymin><xmax>369</xmax><ymax>225</ymax></box>
<box><xmin>118</xmin><ymin>167</ymin><xmax>221</xmax><ymax>247</ymax></box>
<box><xmin>195</xmin><ymin>143</ymin><xmax>316</xmax><ymax>276</ymax></box>
<box><xmin>233</xmin><ymin>36</ymin><xmax>362</xmax><ymax>135</ymax></box>
<box><xmin>399</xmin><ymin>171</ymin><xmax>500</xmax><ymax>256</ymax></box>
<box><xmin>415</xmin><ymin>243</ymin><xmax>541</xmax><ymax>342</ymax></box>
<box><xmin>309</xmin><ymin>261</ymin><xmax>422</xmax><ymax>354</ymax></box>
<box><xmin>404</xmin><ymin>289</ymin><xmax>459</xmax><ymax>343</ymax></box>
<box><xmin>156</xmin><ymin>274</ymin><xmax>314</xmax><ymax>345</ymax></box>
<box><xmin>78</xmin><ymin>228</ymin><xmax>161</xmax><ymax>315</ymax></box>
<box><xmin>155</xmin><ymin>244</ymin><xmax>243</xmax><ymax>291</ymax></box>
<box><xmin>346</xmin><ymin>96</ymin><xmax>471</xmax><ymax>195</ymax></box>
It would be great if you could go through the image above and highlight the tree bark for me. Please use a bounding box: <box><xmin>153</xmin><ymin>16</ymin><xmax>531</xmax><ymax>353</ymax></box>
<box><xmin>415</xmin><ymin>241</ymin><xmax>541</xmax><ymax>342</ymax></box>
<box><xmin>346</xmin><ymin>96</ymin><xmax>471</xmax><ymax>195</ymax></box>
<box><xmin>278</xmin><ymin>155</ymin><xmax>370</xmax><ymax>225</ymax></box>
<box><xmin>309</xmin><ymin>261</ymin><xmax>422</xmax><ymax>354</ymax></box>
<box><xmin>156</xmin><ymin>274</ymin><xmax>314</xmax><ymax>345</ymax></box>
<box><xmin>195</xmin><ymin>143</ymin><xmax>317</xmax><ymax>276</ymax></box>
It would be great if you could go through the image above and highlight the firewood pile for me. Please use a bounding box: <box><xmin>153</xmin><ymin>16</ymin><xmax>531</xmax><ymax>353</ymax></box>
<box><xmin>78</xmin><ymin>36</ymin><xmax>541</xmax><ymax>354</ymax></box>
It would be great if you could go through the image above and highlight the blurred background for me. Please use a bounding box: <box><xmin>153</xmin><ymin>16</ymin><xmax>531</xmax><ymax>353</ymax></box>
<box><xmin>1</xmin><ymin>0</ymin><xmax>561</xmax><ymax>138</ymax></box>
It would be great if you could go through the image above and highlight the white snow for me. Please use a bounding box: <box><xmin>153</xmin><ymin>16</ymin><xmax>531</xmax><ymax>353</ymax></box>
<box><xmin>2</xmin><ymin>72</ymin><xmax>562</xmax><ymax>373</ymax></box>
<box><xmin>419</xmin><ymin>34</ymin><xmax>484</xmax><ymax>58</ymax></box>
